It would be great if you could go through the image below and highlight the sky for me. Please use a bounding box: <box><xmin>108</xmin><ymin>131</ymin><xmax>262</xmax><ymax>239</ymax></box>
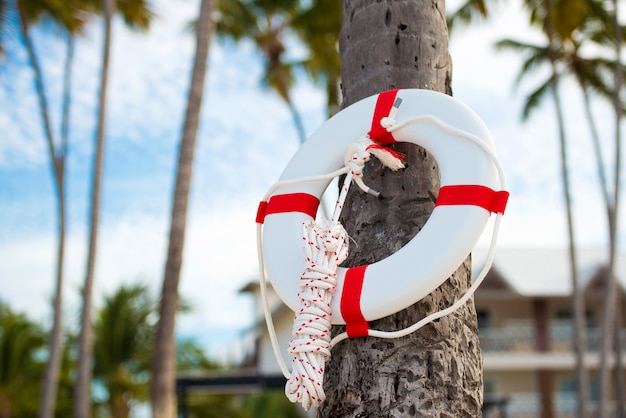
<box><xmin>0</xmin><ymin>0</ymin><xmax>624</xmax><ymax>361</ymax></box>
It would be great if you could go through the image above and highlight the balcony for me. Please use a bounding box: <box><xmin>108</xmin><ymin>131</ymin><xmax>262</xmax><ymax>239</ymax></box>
<box><xmin>489</xmin><ymin>393</ymin><xmax>621</xmax><ymax>418</ymax></box>
<box><xmin>479</xmin><ymin>320</ymin><xmax>626</xmax><ymax>353</ymax></box>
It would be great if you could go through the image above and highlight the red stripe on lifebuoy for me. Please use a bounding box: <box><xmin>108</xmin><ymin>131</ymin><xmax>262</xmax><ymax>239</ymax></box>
<box><xmin>256</xmin><ymin>193</ymin><xmax>320</xmax><ymax>224</ymax></box>
<box><xmin>368</xmin><ymin>89</ymin><xmax>400</xmax><ymax>145</ymax></box>
<box><xmin>340</xmin><ymin>265</ymin><xmax>370</xmax><ymax>338</ymax></box>
<box><xmin>435</xmin><ymin>185</ymin><xmax>509</xmax><ymax>214</ymax></box>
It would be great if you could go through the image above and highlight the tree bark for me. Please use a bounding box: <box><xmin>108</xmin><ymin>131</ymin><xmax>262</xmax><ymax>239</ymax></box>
<box><xmin>541</xmin><ymin>0</ymin><xmax>582</xmax><ymax>416</ymax></box>
<box><xmin>151</xmin><ymin>0</ymin><xmax>214</xmax><ymax>417</ymax></box>
<box><xmin>319</xmin><ymin>1</ymin><xmax>483</xmax><ymax>416</ymax></box>
<box><xmin>598</xmin><ymin>1</ymin><xmax>623</xmax><ymax>415</ymax></box>
<box><xmin>74</xmin><ymin>1</ymin><xmax>113</xmax><ymax>417</ymax></box>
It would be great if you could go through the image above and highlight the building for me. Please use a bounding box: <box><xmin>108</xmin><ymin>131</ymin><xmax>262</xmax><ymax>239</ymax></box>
<box><xmin>475</xmin><ymin>248</ymin><xmax>626</xmax><ymax>417</ymax></box>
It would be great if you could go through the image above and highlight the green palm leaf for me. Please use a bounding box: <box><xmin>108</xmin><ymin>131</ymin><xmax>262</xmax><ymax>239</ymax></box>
<box><xmin>447</xmin><ymin>0</ymin><xmax>491</xmax><ymax>33</ymax></box>
<box><xmin>521</xmin><ymin>76</ymin><xmax>553</xmax><ymax>120</ymax></box>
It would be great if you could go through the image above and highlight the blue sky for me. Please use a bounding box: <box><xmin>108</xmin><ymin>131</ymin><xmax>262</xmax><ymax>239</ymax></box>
<box><xmin>0</xmin><ymin>0</ymin><xmax>623</xmax><ymax>360</ymax></box>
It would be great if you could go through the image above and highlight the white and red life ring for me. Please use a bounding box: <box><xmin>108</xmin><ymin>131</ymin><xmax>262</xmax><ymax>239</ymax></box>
<box><xmin>256</xmin><ymin>89</ymin><xmax>508</xmax><ymax>338</ymax></box>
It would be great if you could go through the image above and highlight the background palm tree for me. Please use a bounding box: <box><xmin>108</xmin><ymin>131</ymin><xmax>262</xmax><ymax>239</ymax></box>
<box><xmin>593</xmin><ymin>1</ymin><xmax>625</xmax><ymax>414</ymax></box>
<box><xmin>496</xmin><ymin>32</ymin><xmax>592</xmax><ymax>417</ymax></box>
<box><xmin>216</xmin><ymin>0</ymin><xmax>312</xmax><ymax>143</ymax></box>
<box><xmin>73</xmin><ymin>0</ymin><xmax>153</xmax><ymax>415</ymax></box>
<box><xmin>290</xmin><ymin>0</ymin><xmax>341</xmax><ymax>116</ymax></box>
<box><xmin>151</xmin><ymin>0</ymin><xmax>214</xmax><ymax>416</ymax></box>
<box><xmin>453</xmin><ymin>0</ymin><xmax>625</xmax><ymax>415</ymax></box>
<box><xmin>320</xmin><ymin>0</ymin><xmax>483</xmax><ymax>414</ymax></box>
<box><xmin>0</xmin><ymin>303</ymin><xmax>46</xmax><ymax>418</ymax></box>
<box><xmin>496</xmin><ymin>1</ymin><xmax>625</xmax><ymax>414</ymax></box>
<box><xmin>13</xmin><ymin>2</ymin><xmax>87</xmax><ymax>417</ymax></box>
<box><xmin>73</xmin><ymin>3</ymin><xmax>114</xmax><ymax>415</ymax></box>
<box><xmin>92</xmin><ymin>284</ymin><xmax>156</xmax><ymax>418</ymax></box>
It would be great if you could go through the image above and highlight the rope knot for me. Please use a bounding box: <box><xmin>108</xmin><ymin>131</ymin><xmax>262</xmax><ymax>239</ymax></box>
<box><xmin>341</xmin><ymin>137</ymin><xmax>405</xmax><ymax>198</ymax></box>
<box><xmin>344</xmin><ymin>139</ymin><xmax>371</xmax><ymax>178</ymax></box>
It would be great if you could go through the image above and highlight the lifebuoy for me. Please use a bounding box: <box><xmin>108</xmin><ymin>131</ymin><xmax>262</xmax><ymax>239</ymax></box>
<box><xmin>257</xmin><ymin>89</ymin><xmax>508</xmax><ymax>336</ymax></box>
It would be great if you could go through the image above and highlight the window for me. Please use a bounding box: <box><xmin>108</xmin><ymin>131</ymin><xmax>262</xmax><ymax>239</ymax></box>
<box><xmin>477</xmin><ymin>309</ymin><xmax>490</xmax><ymax>330</ymax></box>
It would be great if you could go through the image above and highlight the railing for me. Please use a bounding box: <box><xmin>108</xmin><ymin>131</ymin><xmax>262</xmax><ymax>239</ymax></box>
<box><xmin>485</xmin><ymin>392</ymin><xmax>620</xmax><ymax>418</ymax></box>
<box><xmin>479</xmin><ymin>320</ymin><xmax>626</xmax><ymax>353</ymax></box>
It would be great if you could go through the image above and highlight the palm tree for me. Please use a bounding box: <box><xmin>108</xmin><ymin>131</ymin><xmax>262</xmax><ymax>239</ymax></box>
<box><xmin>73</xmin><ymin>4</ymin><xmax>114</xmax><ymax>414</ymax></box>
<box><xmin>497</xmin><ymin>33</ymin><xmax>598</xmax><ymax>417</ymax></box>
<box><xmin>498</xmin><ymin>2</ymin><xmax>626</xmax><ymax>414</ymax></box>
<box><xmin>290</xmin><ymin>0</ymin><xmax>341</xmax><ymax>116</ymax></box>
<box><xmin>215</xmin><ymin>0</ymin><xmax>309</xmax><ymax>143</ymax></box>
<box><xmin>608</xmin><ymin>3</ymin><xmax>624</xmax><ymax>414</ymax></box>
<box><xmin>588</xmin><ymin>0</ymin><xmax>626</xmax><ymax>414</ymax></box>
<box><xmin>13</xmin><ymin>2</ymin><xmax>86</xmax><ymax>417</ymax></box>
<box><xmin>92</xmin><ymin>285</ymin><xmax>155</xmax><ymax>418</ymax></box>
<box><xmin>0</xmin><ymin>303</ymin><xmax>46</xmax><ymax>418</ymax></box>
<box><xmin>538</xmin><ymin>6</ymin><xmax>579</xmax><ymax>416</ymax></box>
<box><xmin>92</xmin><ymin>284</ymin><xmax>215</xmax><ymax>418</ymax></box>
<box><xmin>320</xmin><ymin>1</ymin><xmax>483</xmax><ymax>415</ymax></box>
<box><xmin>496</xmin><ymin>26</ymin><xmax>591</xmax><ymax>418</ymax></box>
<box><xmin>151</xmin><ymin>0</ymin><xmax>214</xmax><ymax>416</ymax></box>
<box><xmin>73</xmin><ymin>0</ymin><xmax>153</xmax><ymax>416</ymax></box>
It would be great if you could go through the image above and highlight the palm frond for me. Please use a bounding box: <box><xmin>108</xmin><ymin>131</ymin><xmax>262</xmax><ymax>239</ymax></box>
<box><xmin>116</xmin><ymin>0</ymin><xmax>155</xmax><ymax>31</ymax></box>
<box><xmin>447</xmin><ymin>0</ymin><xmax>491</xmax><ymax>34</ymax></box>
<box><xmin>495</xmin><ymin>37</ymin><xmax>547</xmax><ymax>53</ymax></box>
<box><xmin>496</xmin><ymin>38</ymin><xmax>552</xmax><ymax>87</ymax></box>
<box><xmin>522</xmin><ymin>76</ymin><xmax>553</xmax><ymax>120</ymax></box>
<box><xmin>262</xmin><ymin>59</ymin><xmax>294</xmax><ymax>102</ymax></box>
<box><xmin>0</xmin><ymin>0</ymin><xmax>7</xmax><ymax>56</ymax></box>
<box><xmin>573</xmin><ymin>55</ymin><xmax>626</xmax><ymax>112</ymax></box>
<box><xmin>214</xmin><ymin>0</ymin><xmax>259</xmax><ymax>41</ymax></box>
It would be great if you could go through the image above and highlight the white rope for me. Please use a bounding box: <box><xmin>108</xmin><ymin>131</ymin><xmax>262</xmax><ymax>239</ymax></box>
<box><xmin>256</xmin><ymin>103</ymin><xmax>508</xmax><ymax>410</ymax></box>
<box><xmin>284</xmin><ymin>220</ymin><xmax>348</xmax><ymax>409</ymax></box>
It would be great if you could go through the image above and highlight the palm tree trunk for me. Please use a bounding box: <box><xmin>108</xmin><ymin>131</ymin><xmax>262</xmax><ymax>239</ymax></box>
<box><xmin>581</xmin><ymin>77</ymin><xmax>619</xmax><ymax>418</ymax></box>
<box><xmin>39</xmin><ymin>179</ymin><xmax>65</xmax><ymax>418</ymax></box>
<box><xmin>550</xmin><ymin>76</ymin><xmax>579</xmax><ymax>418</ymax></box>
<box><xmin>542</xmin><ymin>1</ymin><xmax>584</xmax><ymax>416</ymax></box>
<box><xmin>599</xmin><ymin>1</ymin><xmax>623</xmax><ymax>415</ymax></box>
<box><xmin>74</xmin><ymin>1</ymin><xmax>114</xmax><ymax>417</ymax></box>
<box><xmin>61</xmin><ymin>33</ymin><xmax>74</xmax><ymax>157</ymax></box>
<box><xmin>598</xmin><ymin>190</ymin><xmax>618</xmax><ymax>418</ymax></box>
<box><xmin>320</xmin><ymin>1</ymin><xmax>483</xmax><ymax>416</ymax></box>
<box><xmin>610</xmin><ymin>1</ymin><xmax>624</xmax><ymax>412</ymax></box>
<box><xmin>614</xmin><ymin>302</ymin><xmax>625</xmax><ymax>417</ymax></box>
<box><xmin>151</xmin><ymin>0</ymin><xmax>214</xmax><ymax>416</ymax></box>
<box><xmin>574</xmin><ymin>83</ymin><xmax>605</xmax><ymax>418</ymax></box>
<box><xmin>286</xmin><ymin>94</ymin><xmax>306</xmax><ymax>144</ymax></box>
<box><xmin>15</xmin><ymin>6</ymin><xmax>66</xmax><ymax>418</ymax></box>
